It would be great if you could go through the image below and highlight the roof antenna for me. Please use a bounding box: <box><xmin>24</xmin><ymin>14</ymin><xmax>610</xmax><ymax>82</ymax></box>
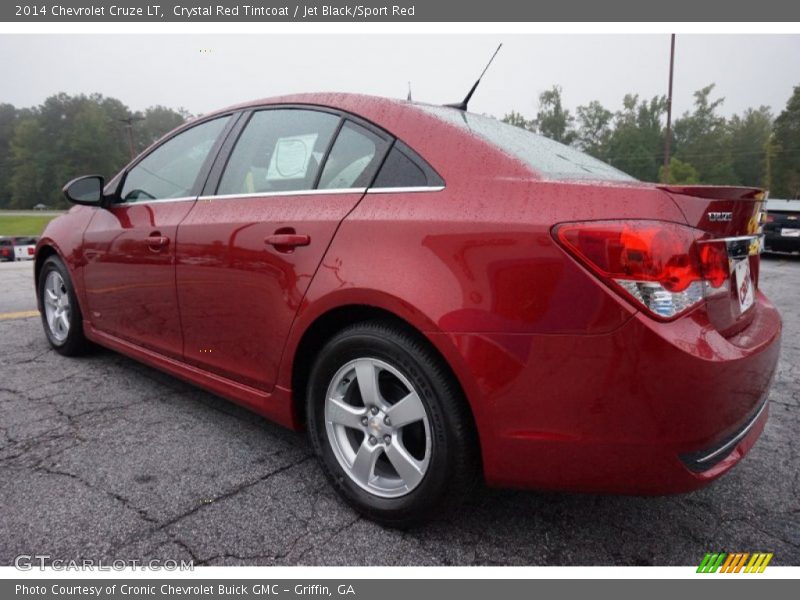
<box><xmin>407</xmin><ymin>81</ymin><xmax>412</xmax><ymax>102</ymax></box>
<box><xmin>445</xmin><ymin>43</ymin><xmax>502</xmax><ymax>111</ymax></box>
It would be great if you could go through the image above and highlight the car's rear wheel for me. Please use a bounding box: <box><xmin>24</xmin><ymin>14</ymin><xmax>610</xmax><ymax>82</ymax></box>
<box><xmin>38</xmin><ymin>255</ymin><xmax>91</xmax><ymax>356</ymax></box>
<box><xmin>306</xmin><ymin>321</ymin><xmax>479</xmax><ymax>527</ymax></box>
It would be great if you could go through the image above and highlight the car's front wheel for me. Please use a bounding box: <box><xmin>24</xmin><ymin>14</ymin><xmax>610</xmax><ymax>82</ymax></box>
<box><xmin>306</xmin><ymin>321</ymin><xmax>479</xmax><ymax>527</ymax></box>
<box><xmin>38</xmin><ymin>255</ymin><xmax>91</xmax><ymax>356</ymax></box>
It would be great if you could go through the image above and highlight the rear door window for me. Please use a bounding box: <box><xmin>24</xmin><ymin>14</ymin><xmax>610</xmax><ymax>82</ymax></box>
<box><xmin>218</xmin><ymin>109</ymin><xmax>340</xmax><ymax>196</ymax></box>
<box><xmin>318</xmin><ymin>121</ymin><xmax>390</xmax><ymax>190</ymax></box>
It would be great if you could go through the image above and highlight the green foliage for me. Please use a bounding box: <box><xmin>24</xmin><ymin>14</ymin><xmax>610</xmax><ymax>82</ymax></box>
<box><xmin>673</xmin><ymin>84</ymin><xmax>735</xmax><ymax>184</ymax></box>
<box><xmin>771</xmin><ymin>85</ymin><xmax>800</xmax><ymax>199</ymax></box>
<box><xmin>503</xmin><ymin>82</ymin><xmax>799</xmax><ymax>193</ymax></box>
<box><xmin>534</xmin><ymin>85</ymin><xmax>576</xmax><ymax>144</ymax></box>
<box><xmin>728</xmin><ymin>107</ymin><xmax>772</xmax><ymax>188</ymax></box>
<box><xmin>659</xmin><ymin>157</ymin><xmax>699</xmax><ymax>184</ymax></box>
<box><xmin>135</xmin><ymin>105</ymin><xmax>191</xmax><ymax>153</ymax></box>
<box><xmin>575</xmin><ymin>100</ymin><xmax>613</xmax><ymax>160</ymax></box>
<box><xmin>0</xmin><ymin>103</ymin><xmax>21</xmax><ymax>205</ymax></box>
<box><xmin>0</xmin><ymin>93</ymin><xmax>188</xmax><ymax>209</ymax></box>
<box><xmin>606</xmin><ymin>94</ymin><xmax>667</xmax><ymax>181</ymax></box>
<box><xmin>501</xmin><ymin>110</ymin><xmax>535</xmax><ymax>132</ymax></box>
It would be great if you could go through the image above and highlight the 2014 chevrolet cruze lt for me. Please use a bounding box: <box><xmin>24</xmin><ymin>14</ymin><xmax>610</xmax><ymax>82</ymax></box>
<box><xmin>36</xmin><ymin>93</ymin><xmax>781</xmax><ymax>526</ymax></box>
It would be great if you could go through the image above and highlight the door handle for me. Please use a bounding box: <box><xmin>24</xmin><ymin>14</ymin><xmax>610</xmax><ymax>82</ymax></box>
<box><xmin>146</xmin><ymin>234</ymin><xmax>170</xmax><ymax>250</ymax></box>
<box><xmin>265</xmin><ymin>232</ymin><xmax>310</xmax><ymax>252</ymax></box>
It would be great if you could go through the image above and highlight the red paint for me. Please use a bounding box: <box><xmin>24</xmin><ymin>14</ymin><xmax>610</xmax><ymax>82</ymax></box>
<box><xmin>36</xmin><ymin>94</ymin><xmax>781</xmax><ymax>494</ymax></box>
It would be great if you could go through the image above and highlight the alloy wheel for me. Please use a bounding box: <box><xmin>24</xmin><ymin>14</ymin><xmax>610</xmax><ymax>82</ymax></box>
<box><xmin>324</xmin><ymin>357</ymin><xmax>432</xmax><ymax>498</ymax></box>
<box><xmin>43</xmin><ymin>270</ymin><xmax>71</xmax><ymax>343</ymax></box>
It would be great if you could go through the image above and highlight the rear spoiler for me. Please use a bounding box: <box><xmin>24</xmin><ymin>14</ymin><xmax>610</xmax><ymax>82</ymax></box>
<box><xmin>657</xmin><ymin>185</ymin><xmax>765</xmax><ymax>201</ymax></box>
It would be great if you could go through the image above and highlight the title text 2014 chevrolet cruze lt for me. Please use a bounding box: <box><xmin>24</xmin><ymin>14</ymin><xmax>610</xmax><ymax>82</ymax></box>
<box><xmin>36</xmin><ymin>94</ymin><xmax>781</xmax><ymax>526</ymax></box>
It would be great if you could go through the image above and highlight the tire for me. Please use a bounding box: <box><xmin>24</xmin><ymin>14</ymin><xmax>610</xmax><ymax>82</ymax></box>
<box><xmin>306</xmin><ymin>321</ymin><xmax>479</xmax><ymax>527</ymax></box>
<box><xmin>38</xmin><ymin>255</ymin><xmax>91</xmax><ymax>356</ymax></box>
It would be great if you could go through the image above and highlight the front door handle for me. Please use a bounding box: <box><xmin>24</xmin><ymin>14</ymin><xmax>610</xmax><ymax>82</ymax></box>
<box><xmin>265</xmin><ymin>231</ymin><xmax>310</xmax><ymax>252</ymax></box>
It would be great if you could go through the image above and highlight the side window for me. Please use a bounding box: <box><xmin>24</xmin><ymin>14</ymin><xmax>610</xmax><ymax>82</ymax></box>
<box><xmin>218</xmin><ymin>109</ymin><xmax>340</xmax><ymax>196</ymax></box>
<box><xmin>372</xmin><ymin>141</ymin><xmax>444</xmax><ymax>189</ymax></box>
<box><xmin>318</xmin><ymin>121</ymin><xmax>390</xmax><ymax>190</ymax></box>
<box><xmin>120</xmin><ymin>116</ymin><xmax>230</xmax><ymax>202</ymax></box>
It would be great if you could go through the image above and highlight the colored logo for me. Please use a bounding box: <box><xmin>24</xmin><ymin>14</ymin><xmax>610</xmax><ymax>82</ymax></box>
<box><xmin>697</xmin><ymin>552</ymin><xmax>773</xmax><ymax>573</ymax></box>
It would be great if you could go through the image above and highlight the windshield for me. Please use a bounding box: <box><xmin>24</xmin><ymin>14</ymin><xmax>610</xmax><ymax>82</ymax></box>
<box><xmin>419</xmin><ymin>105</ymin><xmax>636</xmax><ymax>183</ymax></box>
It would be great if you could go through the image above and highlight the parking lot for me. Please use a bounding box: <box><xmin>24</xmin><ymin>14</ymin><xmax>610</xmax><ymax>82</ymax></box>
<box><xmin>0</xmin><ymin>256</ymin><xmax>798</xmax><ymax>567</ymax></box>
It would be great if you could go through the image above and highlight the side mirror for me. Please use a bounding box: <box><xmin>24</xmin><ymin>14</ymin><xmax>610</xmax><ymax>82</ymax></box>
<box><xmin>63</xmin><ymin>175</ymin><xmax>105</xmax><ymax>206</ymax></box>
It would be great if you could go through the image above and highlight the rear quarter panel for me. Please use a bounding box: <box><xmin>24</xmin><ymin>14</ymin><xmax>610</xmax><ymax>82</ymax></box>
<box><xmin>277</xmin><ymin>175</ymin><xmax>689</xmax><ymax>441</ymax></box>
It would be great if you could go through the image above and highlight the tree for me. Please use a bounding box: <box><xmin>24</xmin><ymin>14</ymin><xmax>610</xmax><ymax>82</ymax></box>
<box><xmin>728</xmin><ymin>106</ymin><xmax>772</xmax><ymax>188</ymax></box>
<box><xmin>0</xmin><ymin>103</ymin><xmax>19</xmax><ymax>205</ymax></box>
<box><xmin>605</xmin><ymin>94</ymin><xmax>667</xmax><ymax>181</ymax></box>
<box><xmin>535</xmin><ymin>85</ymin><xmax>576</xmax><ymax>144</ymax></box>
<box><xmin>575</xmin><ymin>100</ymin><xmax>613</xmax><ymax>160</ymax></box>
<box><xmin>501</xmin><ymin>110</ymin><xmax>534</xmax><ymax>131</ymax></box>
<box><xmin>658</xmin><ymin>157</ymin><xmax>700</xmax><ymax>184</ymax></box>
<box><xmin>9</xmin><ymin>116</ymin><xmax>49</xmax><ymax>208</ymax></box>
<box><xmin>771</xmin><ymin>84</ymin><xmax>800</xmax><ymax>199</ymax></box>
<box><xmin>2</xmin><ymin>93</ymin><xmax>189</xmax><ymax>208</ymax></box>
<box><xmin>673</xmin><ymin>84</ymin><xmax>735</xmax><ymax>184</ymax></box>
<box><xmin>134</xmin><ymin>105</ymin><xmax>190</xmax><ymax>153</ymax></box>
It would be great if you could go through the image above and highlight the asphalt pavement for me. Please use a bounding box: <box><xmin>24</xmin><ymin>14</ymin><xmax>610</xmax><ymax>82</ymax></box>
<box><xmin>0</xmin><ymin>256</ymin><xmax>798</xmax><ymax>566</ymax></box>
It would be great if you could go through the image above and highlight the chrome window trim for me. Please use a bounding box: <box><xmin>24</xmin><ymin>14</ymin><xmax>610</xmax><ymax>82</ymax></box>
<box><xmin>197</xmin><ymin>188</ymin><xmax>367</xmax><ymax>201</ymax></box>
<box><xmin>366</xmin><ymin>186</ymin><xmax>446</xmax><ymax>194</ymax></box>
<box><xmin>114</xmin><ymin>185</ymin><xmax>447</xmax><ymax>205</ymax></box>
<box><xmin>111</xmin><ymin>195</ymin><xmax>197</xmax><ymax>206</ymax></box>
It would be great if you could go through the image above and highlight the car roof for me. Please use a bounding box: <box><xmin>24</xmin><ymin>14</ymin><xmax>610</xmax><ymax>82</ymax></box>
<box><xmin>191</xmin><ymin>92</ymin><xmax>534</xmax><ymax>184</ymax></box>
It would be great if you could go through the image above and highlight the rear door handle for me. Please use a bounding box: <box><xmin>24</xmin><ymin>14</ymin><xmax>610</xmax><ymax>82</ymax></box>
<box><xmin>265</xmin><ymin>233</ymin><xmax>311</xmax><ymax>251</ymax></box>
<box><xmin>146</xmin><ymin>234</ymin><xmax>170</xmax><ymax>250</ymax></box>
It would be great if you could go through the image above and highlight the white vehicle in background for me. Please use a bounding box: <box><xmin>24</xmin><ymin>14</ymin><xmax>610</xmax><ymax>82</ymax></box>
<box><xmin>12</xmin><ymin>236</ymin><xmax>37</xmax><ymax>261</ymax></box>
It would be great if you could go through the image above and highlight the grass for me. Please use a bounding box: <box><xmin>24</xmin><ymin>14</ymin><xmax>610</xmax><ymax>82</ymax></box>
<box><xmin>0</xmin><ymin>214</ymin><xmax>60</xmax><ymax>236</ymax></box>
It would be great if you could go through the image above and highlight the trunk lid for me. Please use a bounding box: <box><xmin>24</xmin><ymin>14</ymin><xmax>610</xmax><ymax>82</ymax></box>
<box><xmin>658</xmin><ymin>185</ymin><xmax>766</xmax><ymax>336</ymax></box>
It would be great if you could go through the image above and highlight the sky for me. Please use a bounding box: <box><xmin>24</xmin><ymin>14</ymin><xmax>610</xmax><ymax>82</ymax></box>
<box><xmin>1</xmin><ymin>34</ymin><xmax>799</xmax><ymax>120</ymax></box>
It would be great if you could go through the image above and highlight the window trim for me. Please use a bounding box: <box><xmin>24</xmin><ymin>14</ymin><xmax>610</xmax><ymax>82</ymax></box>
<box><xmin>198</xmin><ymin>187</ymin><xmax>368</xmax><ymax>202</ymax></box>
<box><xmin>200</xmin><ymin>103</ymin><xmax>445</xmax><ymax>200</ymax></box>
<box><xmin>365</xmin><ymin>186</ymin><xmax>446</xmax><ymax>194</ymax></box>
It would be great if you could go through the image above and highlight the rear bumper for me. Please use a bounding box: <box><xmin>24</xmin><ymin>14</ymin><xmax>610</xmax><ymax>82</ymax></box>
<box><xmin>438</xmin><ymin>291</ymin><xmax>781</xmax><ymax>494</ymax></box>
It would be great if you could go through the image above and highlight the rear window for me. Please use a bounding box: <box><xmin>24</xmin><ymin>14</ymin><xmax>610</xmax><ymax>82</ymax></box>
<box><xmin>419</xmin><ymin>105</ymin><xmax>636</xmax><ymax>182</ymax></box>
<box><xmin>14</xmin><ymin>237</ymin><xmax>36</xmax><ymax>245</ymax></box>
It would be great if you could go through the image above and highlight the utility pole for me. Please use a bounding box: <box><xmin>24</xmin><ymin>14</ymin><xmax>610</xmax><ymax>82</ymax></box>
<box><xmin>118</xmin><ymin>116</ymin><xmax>144</xmax><ymax>161</ymax></box>
<box><xmin>662</xmin><ymin>34</ymin><xmax>676</xmax><ymax>183</ymax></box>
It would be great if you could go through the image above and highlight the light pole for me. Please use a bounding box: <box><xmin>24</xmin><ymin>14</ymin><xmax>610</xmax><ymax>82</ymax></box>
<box><xmin>118</xmin><ymin>116</ymin><xmax>144</xmax><ymax>161</ymax></box>
<box><xmin>662</xmin><ymin>34</ymin><xmax>676</xmax><ymax>183</ymax></box>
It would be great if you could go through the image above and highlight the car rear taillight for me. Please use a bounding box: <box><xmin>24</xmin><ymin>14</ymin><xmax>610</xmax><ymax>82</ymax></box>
<box><xmin>28</xmin><ymin>247</ymin><xmax>34</xmax><ymax>255</ymax></box>
<box><xmin>554</xmin><ymin>220</ymin><xmax>729</xmax><ymax>320</ymax></box>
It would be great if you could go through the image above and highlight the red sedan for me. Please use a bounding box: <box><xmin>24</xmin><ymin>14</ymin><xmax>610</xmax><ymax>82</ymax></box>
<box><xmin>36</xmin><ymin>93</ymin><xmax>781</xmax><ymax>526</ymax></box>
